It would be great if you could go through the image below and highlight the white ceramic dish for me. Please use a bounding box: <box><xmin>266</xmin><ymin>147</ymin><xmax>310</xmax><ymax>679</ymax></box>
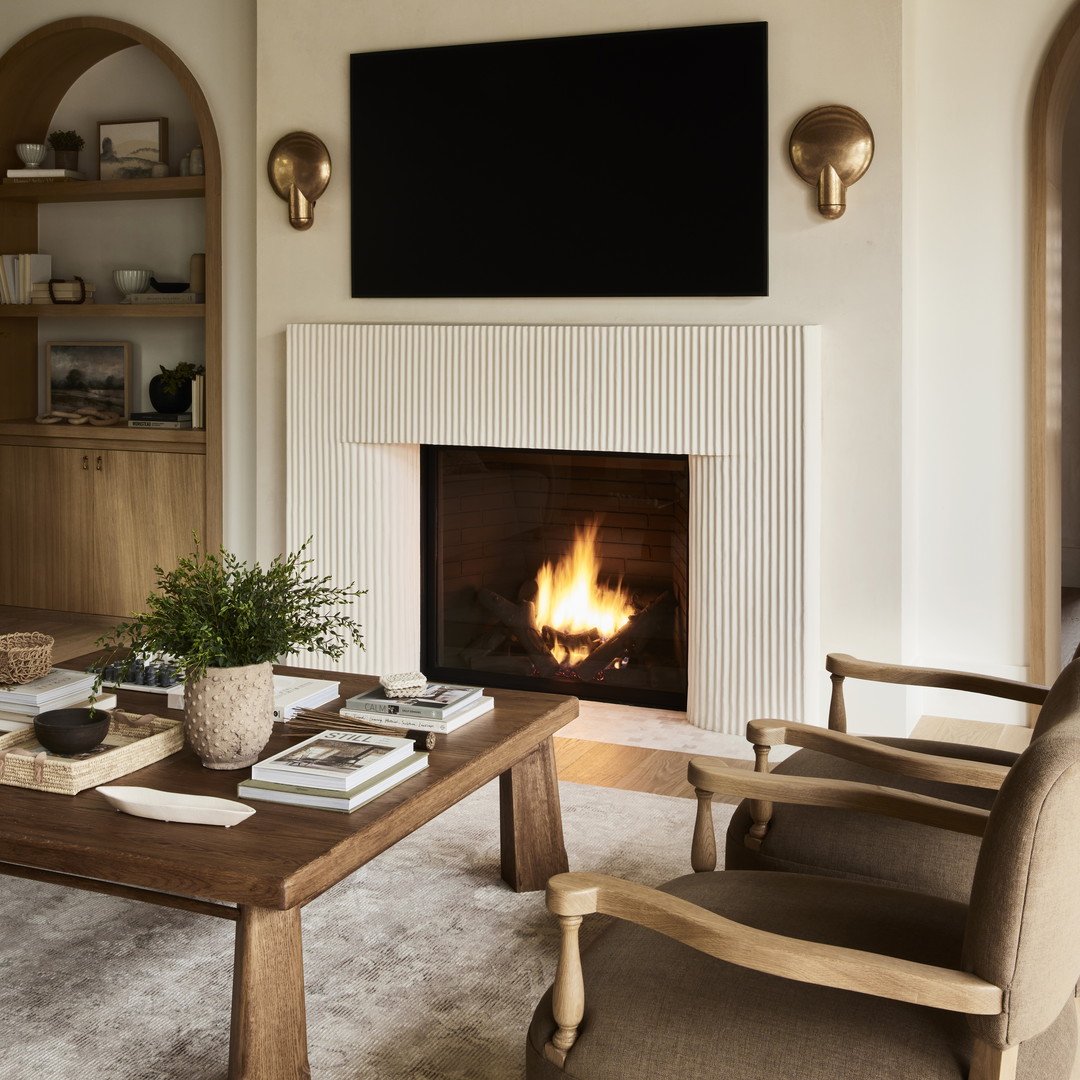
<box><xmin>96</xmin><ymin>785</ymin><xmax>256</xmax><ymax>827</ymax></box>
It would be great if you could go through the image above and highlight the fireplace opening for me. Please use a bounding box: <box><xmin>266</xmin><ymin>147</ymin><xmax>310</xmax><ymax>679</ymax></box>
<box><xmin>421</xmin><ymin>446</ymin><xmax>689</xmax><ymax>709</ymax></box>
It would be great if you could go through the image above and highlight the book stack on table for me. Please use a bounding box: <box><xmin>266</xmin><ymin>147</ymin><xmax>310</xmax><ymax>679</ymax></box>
<box><xmin>167</xmin><ymin>674</ymin><xmax>340</xmax><ymax>718</ymax></box>
<box><xmin>0</xmin><ymin>668</ymin><xmax>116</xmax><ymax>732</ymax></box>
<box><xmin>341</xmin><ymin>682</ymin><xmax>492</xmax><ymax>733</ymax></box>
<box><xmin>238</xmin><ymin>729</ymin><xmax>427</xmax><ymax>812</ymax></box>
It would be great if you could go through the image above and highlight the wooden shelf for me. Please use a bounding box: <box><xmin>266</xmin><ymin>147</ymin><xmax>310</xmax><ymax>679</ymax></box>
<box><xmin>0</xmin><ymin>176</ymin><xmax>205</xmax><ymax>203</ymax></box>
<box><xmin>0</xmin><ymin>303</ymin><xmax>205</xmax><ymax>318</ymax></box>
<box><xmin>0</xmin><ymin>418</ymin><xmax>206</xmax><ymax>450</ymax></box>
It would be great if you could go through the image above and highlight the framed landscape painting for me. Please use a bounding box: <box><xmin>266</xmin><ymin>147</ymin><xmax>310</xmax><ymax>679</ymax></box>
<box><xmin>45</xmin><ymin>341</ymin><xmax>131</xmax><ymax>418</ymax></box>
<box><xmin>98</xmin><ymin>118</ymin><xmax>168</xmax><ymax>180</ymax></box>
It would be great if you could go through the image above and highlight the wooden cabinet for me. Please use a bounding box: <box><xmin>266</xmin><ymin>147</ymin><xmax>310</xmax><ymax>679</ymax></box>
<box><xmin>0</xmin><ymin>18</ymin><xmax>221</xmax><ymax>615</ymax></box>
<box><xmin>0</xmin><ymin>443</ymin><xmax>204</xmax><ymax>616</ymax></box>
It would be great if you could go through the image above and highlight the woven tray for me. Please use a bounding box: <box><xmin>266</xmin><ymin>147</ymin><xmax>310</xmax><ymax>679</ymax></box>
<box><xmin>0</xmin><ymin>712</ymin><xmax>184</xmax><ymax>795</ymax></box>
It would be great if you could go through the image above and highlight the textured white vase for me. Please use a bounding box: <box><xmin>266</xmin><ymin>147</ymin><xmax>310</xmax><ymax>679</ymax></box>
<box><xmin>183</xmin><ymin>661</ymin><xmax>275</xmax><ymax>770</ymax></box>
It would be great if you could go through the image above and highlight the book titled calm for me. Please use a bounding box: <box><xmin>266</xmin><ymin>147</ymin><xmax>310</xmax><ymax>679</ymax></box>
<box><xmin>345</xmin><ymin>682</ymin><xmax>483</xmax><ymax>720</ymax></box>
<box><xmin>250</xmin><ymin>729</ymin><xmax>413</xmax><ymax>791</ymax></box>
<box><xmin>341</xmin><ymin>693</ymin><xmax>494</xmax><ymax>734</ymax></box>
<box><xmin>238</xmin><ymin>751</ymin><xmax>428</xmax><ymax>812</ymax></box>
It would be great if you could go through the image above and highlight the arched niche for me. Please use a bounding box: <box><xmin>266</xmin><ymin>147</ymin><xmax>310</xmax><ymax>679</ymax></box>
<box><xmin>0</xmin><ymin>16</ymin><xmax>221</xmax><ymax>546</ymax></box>
<box><xmin>1030</xmin><ymin>0</ymin><xmax>1080</xmax><ymax>684</ymax></box>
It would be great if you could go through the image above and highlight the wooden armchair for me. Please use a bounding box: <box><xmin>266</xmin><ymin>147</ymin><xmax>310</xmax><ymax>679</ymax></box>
<box><xmin>526</xmin><ymin>660</ymin><xmax>1080</xmax><ymax>1080</ymax></box>
<box><xmin>717</xmin><ymin>653</ymin><xmax>1051</xmax><ymax>902</ymax></box>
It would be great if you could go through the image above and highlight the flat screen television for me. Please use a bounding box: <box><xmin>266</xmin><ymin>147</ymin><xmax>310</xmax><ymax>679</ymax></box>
<box><xmin>350</xmin><ymin>22</ymin><xmax>768</xmax><ymax>298</ymax></box>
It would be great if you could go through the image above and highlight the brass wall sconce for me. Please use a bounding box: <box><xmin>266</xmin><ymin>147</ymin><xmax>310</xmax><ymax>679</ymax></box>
<box><xmin>788</xmin><ymin>105</ymin><xmax>874</xmax><ymax>220</ymax></box>
<box><xmin>267</xmin><ymin>131</ymin><xmax>331</xmax><ymax>230</ymax></box>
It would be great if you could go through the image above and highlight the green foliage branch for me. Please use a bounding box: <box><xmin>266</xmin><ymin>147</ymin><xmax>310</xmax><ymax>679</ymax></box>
<box><xmin>155</xmin><ymin>361</ymin><xmax>206</xmax><ymax>394</ymax></box>
<box><xmin>47</xmin><ymin>129</ymin><xmax>84</xmax><ymax>151</ymax></box>
<box><xmin>95</xmin><ymin>537</ymin><xmax>366</xmax><ymax>687</ymax></box>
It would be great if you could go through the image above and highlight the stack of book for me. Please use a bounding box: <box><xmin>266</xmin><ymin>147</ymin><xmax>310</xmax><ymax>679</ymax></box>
<box><xmin>237</xmin><ymin>729</ymin><xmax>427</xmax><ymax>812</ymax></box>
<box><xmin>0</xmin><ymin>253</ymin><xmax>51</xmax><ymax>304</ymax></box>
<box><xmin>190</xmin><ymin>373</ymin><xmax>205</xmax><ymax>429</ymax></box>
<box><xmin>30</xmin><ymin>280</ymin><xmax>96</xmax><ymax>304</ymax></box>
<box><xmin>128</xmin><ymin>412</ymin><xmax>193</xmax><ymax>429</ymax></box>
<box><xmin>4</xmin><ymin>168</ymin><xmax>84</xmax><ymax>184</ymax></box>
<box><xmin>167</xmin><ymin>674</ymin><xmax>340</xmax><ymax>718</ymax></box>
<box><xmin>341</xmin><ymin>681</ymin><xmax>493</xmax><ymax>733</ymax></box>
<box><xmin>0</xmin><ymin>668</ymin><xmax>117</xmax><ymax>732</ymax></box>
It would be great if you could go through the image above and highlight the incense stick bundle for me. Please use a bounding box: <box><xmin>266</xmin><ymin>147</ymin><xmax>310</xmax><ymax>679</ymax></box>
<box><xmin>286</xmin><ymin>708</ymin><xmax>436</xmax><ymax>750</ymax></box>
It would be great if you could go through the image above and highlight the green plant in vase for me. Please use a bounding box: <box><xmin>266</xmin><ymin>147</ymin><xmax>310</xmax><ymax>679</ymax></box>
<box><xmin>47</xmin><ymin>129</ymin><xmax>85</xmax><ymax>172</ymax></box>
<box><xmin>149</xmin><ymin>361</ymin><xmax>205</xmax><ymax>414</ymax></box>
<box><xmin>96</xmin><ymin>537</ymin><xmax>366</xmax><ymax>768</ymax></box>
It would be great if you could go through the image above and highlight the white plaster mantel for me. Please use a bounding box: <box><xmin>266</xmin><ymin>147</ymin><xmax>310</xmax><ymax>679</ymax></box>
<box><xmin>286</xmin><ymin>323</ymin><xmax>820</xmax><ymax>733</ymax></box>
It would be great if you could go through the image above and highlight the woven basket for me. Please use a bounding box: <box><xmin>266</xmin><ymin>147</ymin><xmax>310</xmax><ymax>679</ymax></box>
<box><xmin>0</xmin><ymin>633</ymin><xmax>54</xmax><ymax>686</ymax></box>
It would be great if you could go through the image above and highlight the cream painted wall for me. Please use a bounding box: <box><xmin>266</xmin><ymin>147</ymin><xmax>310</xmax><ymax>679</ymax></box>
<box><xmin>907</xmin><ymin>0</ymin><xmax>1072</xmax><ymax>726</ymax></box>
<box><xmin>0</xmin><ymin>1</ymin><xmax>257</xmax><ymax>548</ymax></box>
<box><xmin>256</xmin><ymin>0</ymin><xmax>909</xmax><ymax>729</ymax></box>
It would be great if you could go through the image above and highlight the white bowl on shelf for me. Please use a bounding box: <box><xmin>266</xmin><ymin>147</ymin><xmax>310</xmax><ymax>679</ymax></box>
<box><xmin>15</xmin><ymin>142</ymin><xmax>47</xmax><ymax>167</ymax></box>
<box><xmin>113</xmin><ymin>269</ymin><xmax>152</xmax><ymax>296</ymax></box>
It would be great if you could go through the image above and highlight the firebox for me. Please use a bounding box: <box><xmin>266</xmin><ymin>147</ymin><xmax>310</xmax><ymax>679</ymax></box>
<box><xmin>421</xmin><ymin>446</ymin><xmax>689</xmax><ymax>709</ymax></box>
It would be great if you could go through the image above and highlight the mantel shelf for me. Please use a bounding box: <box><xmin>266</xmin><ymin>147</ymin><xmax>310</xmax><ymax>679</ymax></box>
<box><xmin>0</xmin><ymin>176</ymin><xmax>205</xmax><ymax>203</ymax></box>
<box><xmin>0</xmin><ymin>303</ymin><xmax>205</xmax><ymax>318</ymax></box>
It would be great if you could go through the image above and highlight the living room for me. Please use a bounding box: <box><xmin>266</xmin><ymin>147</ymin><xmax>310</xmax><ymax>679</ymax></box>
<box><xmin>1</xmin><ymin>0</ymin><xmax>1078</xmax><ymax>1077</ymax></box>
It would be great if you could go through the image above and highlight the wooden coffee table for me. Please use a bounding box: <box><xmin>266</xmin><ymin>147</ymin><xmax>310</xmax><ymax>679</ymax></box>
<box><xmin>0</xmin><ymin>656</ymin><xmax>577</xmax><ymax>1079</ymax></box>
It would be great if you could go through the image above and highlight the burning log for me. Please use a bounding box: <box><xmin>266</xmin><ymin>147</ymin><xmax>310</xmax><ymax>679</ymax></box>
<box><xmin>571</xmin><ymin>590</ymin><xmax>675</xmax><ymax>681</ymax></box>
<box><xmin>476</xmin><ymin>587</ymin><xmax>561</xmax><ymax>676</ymax></box>
<box><xmin>541</xmin><ymin>626</ymin><xmax>602</xmax><ymax>657</ymax></box>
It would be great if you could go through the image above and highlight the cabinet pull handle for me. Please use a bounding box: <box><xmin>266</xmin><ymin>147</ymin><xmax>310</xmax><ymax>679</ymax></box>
<box><xmin>96</xmin><ymin>456</ymin><xmax>103</xmax><ymax>471</ymax></box>
<box><xmin>82</xmin><ymin>455</ymin><xmax>88</xmax><ymax>470</ymax></box>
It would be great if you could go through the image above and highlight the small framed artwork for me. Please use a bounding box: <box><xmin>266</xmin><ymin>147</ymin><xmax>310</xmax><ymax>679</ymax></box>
<box><xmin>97</xmin><ymin>118</ymin><xmax>168</xmax><ymax>180</ymax></box>
<box><xmin>45</xmin><ymin>342</ymin><xmax>131</xmax><ymax>418</ymax></box>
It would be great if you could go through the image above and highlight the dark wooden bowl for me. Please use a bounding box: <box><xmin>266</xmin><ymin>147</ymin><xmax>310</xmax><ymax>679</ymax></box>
<box><xmin>34</xmin><ymin>708</ymin><xmax>110</xmax><ymax>754</ymax></box>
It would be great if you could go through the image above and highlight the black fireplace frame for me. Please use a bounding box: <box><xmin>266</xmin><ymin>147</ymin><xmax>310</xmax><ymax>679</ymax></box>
<box><xmin>419</xmin><ymin>444</ymin><xmax>689</xmax><ymax>710</ymax></box>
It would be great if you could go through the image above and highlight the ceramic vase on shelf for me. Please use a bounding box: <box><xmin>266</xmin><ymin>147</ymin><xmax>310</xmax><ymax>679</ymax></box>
<box><xmin>183</xmin><ymin>661</ymin><xmax>275</xmax><ymax>769</ymax></box>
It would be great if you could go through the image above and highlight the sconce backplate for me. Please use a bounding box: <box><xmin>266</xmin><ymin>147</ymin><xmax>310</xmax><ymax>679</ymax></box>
<box><xmin>789</xmin><ymin>105</ymin><xmax>874</xmax><ymax>219</ymax></box>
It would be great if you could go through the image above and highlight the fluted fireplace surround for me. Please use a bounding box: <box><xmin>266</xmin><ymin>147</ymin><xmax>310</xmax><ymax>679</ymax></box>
<box><xmin>286</xmin><ymin>324</ymin><xmax>820</xmax><ymax>733</ymax></box>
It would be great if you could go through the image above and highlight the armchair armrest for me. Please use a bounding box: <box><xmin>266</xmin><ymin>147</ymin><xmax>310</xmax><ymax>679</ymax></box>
<box><xmin>687</xmin><ymin>755</ymin><xmax>989</xmax><ymax>872</ymax></box>
<box><xmin>541</xmin><ymin>871</ymin><xmax>1002</xmax><ymax>1066</ymax></box>
<box><xmin>688</xmin><ymin>757</ymin><xmax>989</xmax><ymax>836</ymax></box>
<box><xmin>824</xmin><ymin>653</ymin><xmax>1048</xmax><ymax>732</ymax></box>
<box><xmin>746</xmin><ymin>718</ymin><xmax>1011</xmax><ymax>790</ymax></box>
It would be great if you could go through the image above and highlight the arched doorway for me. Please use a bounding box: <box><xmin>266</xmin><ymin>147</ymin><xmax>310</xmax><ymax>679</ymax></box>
<box><xmin>1030</xmin><ymin>0</ymin><xmax>1080</xmax><ymax>684</ymax></box>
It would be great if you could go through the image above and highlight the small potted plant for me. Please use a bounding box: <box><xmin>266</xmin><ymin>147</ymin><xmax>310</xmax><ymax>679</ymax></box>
<box><xmin>47</xmin><ymin>129</ymin><xmax>85</xmax><ymax>172</ymax></box>
<box><xmin>149</xmin><ymin>361</ymin><xmax>205</xmax><ymax>413</ymax></box>
<box><xmin>95</xmin><ymin>538</ymin><xmax>366</xmax><ymax>769</ymax></box>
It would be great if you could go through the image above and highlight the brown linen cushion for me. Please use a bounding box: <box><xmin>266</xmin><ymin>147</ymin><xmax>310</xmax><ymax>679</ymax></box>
<box><xmin>724</xmin><ymin>739</ymin><xmax>1016</xmax><ymax>903</ymax></box>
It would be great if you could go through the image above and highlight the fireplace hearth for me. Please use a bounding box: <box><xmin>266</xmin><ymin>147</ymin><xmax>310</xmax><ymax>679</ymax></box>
<box><xmin>421</xmin><ymin>446</ymin><xmax>689</xmax><ymax>709</ymax></box>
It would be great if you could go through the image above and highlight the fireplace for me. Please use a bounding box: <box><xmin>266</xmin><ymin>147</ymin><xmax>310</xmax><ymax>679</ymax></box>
<box><xmin>285</xmin><ymin>323</ymin><xmax>820</xmax><ymax>733</ymax></box>
<box><xmin>421</xmin><ymin>445</ymin><xmax>689</xmax><ymax>708</ymax></box>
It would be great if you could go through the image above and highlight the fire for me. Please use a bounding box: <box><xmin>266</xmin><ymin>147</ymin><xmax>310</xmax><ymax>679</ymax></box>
<box><xmin>534</xmin><ymin>520</ymin><xmax>635</xmax><ymax>668</ymax></box>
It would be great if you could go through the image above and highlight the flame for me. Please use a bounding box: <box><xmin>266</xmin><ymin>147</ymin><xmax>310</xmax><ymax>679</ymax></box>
<box><xmin>534</xmin><ymin>520</ymin><xmax>634</xmax><ymax>667</ymax></box>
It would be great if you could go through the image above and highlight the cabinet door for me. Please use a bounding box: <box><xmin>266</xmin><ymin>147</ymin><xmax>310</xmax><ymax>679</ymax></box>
<box><xmin>92</xmin><ymin>450</ymin><xmax>205</xmax><ymax>617</ymax></box>
<box><xmin>0</xmin><ymin>444</ymin><xmax>95</xmax><ymax>610</ymax></box>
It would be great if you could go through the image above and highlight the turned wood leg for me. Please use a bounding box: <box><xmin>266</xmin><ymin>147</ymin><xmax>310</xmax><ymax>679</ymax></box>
<box><xmin>828</xmin><ymin>672</ymin><xmax>847</xmax><ymax>732</ymax></box>
<box><xmin>969</xmin><ymin>1039</ymin><xmax>1018</xmax><ymax>1080</ymax></box>
<box><xmin>691</xmin><ymin>787</ymin><xmax>717</xmax><ymax>872</ymax></box>
<box><xmin>230</xmin><ymin>905</ymin><xmax>310</xmax><ymax>1080</ymax></box>
<box><xmin>746</xmin><ymin>743</ymin><xmax>773</xmax><ymax>851</ymax></box>
<box><xmin>543</xmin><ymin>914</ymin><xmax>584</xmax><ymax>1067</ymax></box>
<box><xmin>500</xmin><ymin>738</ymin><xmax>569</xmax><ymax>892</ymax></box>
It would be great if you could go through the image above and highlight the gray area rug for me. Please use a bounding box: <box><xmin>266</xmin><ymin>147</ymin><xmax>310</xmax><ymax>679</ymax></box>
<box><xmin>2</xmin><ymin>781</ymin><xmax>735</xmax><ymax>1079</ymax></box>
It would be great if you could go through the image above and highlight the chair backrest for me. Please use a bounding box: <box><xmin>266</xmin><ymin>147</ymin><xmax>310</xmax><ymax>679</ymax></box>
<box><xmin>963</xmin><ymin>657</ymin><xmax>1080</xmax><ymax>1048</ymax></box>
<box><xmin>1031</xmin><ymin>656</ymin><xmax>1080</xmax><ymax>739</ymax></box>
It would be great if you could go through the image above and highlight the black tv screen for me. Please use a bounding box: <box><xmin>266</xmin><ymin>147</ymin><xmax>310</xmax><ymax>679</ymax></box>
<box><xmin>350</xmin><ymin>22</ymin><xmax>768</xmax><ymax>298</ymax></box>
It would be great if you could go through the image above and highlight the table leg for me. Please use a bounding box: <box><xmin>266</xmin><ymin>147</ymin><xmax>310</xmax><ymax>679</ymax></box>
<box><xmin>230</xmin><ymin>905</ymin><xmax>311</xmax><ymax>1080</ymax></box>
<box><xmin>500</xmin><ymin>736</ymin><xmax>570</xmax><ymax>892</ymax></box>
